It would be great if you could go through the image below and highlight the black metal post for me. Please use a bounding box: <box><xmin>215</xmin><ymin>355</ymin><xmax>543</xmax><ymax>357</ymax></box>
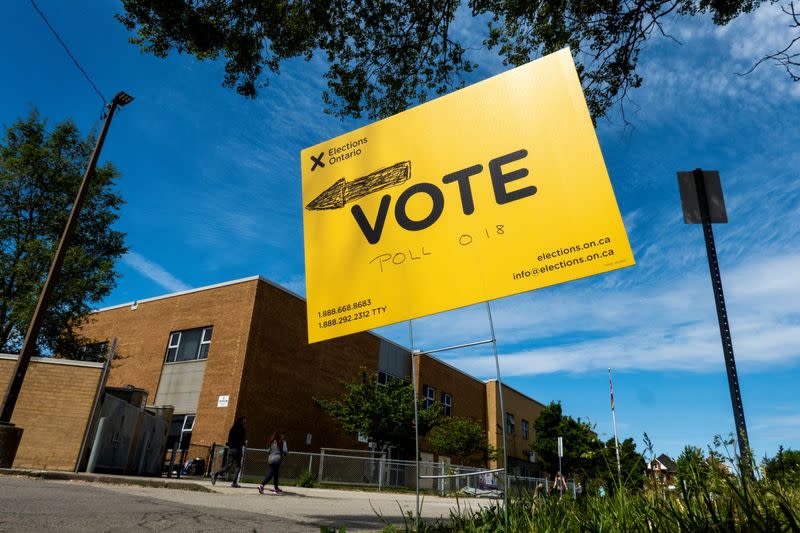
<box><xmin>0</xmin><ymin>92</ymin><xmax>132</xmax><ymax>427</ymax></box>
<box><xmin>692</xmin><ymin>168</ymin><xmax>752</xmax><ymax>477</ymax></box>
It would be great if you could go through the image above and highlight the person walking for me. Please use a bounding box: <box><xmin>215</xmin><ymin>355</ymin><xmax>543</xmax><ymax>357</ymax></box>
<box><xmin>211</xmin><ymin>416</ymin><xmax>247</xmax><ymax>487</ymax></box>
<box><xmin>553</xmin><ymin>471</ymin><xmax>568</xmax><ymax>498</ymax></box>
<box><xmin>258</xmin><ymin>431</ymin><xmax>288</xmax><ymax>494</ymax></box>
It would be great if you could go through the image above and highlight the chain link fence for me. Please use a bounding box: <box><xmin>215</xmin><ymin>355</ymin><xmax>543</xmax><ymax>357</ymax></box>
<box><xmin>200</xmin><ymin>447</ymin><xmax>577</xmax><ymax>497</ymax></box>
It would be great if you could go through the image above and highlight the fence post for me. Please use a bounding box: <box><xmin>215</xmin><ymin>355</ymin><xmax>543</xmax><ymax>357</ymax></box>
<box><xmin>237</xmin><ymin>445</ymin><xmax>247</xmax><ymax>485</ymax></box>
<box><xmin>177</xmin><ymin>446</ymin><xmax>187</xmax><ymax>479</ymax></box>
<box><xmin>318</xmin><ymin>449</ymin><xmax>325</xmax><ymax>484</ymax></box>
<box><xmin>439</xmin><ymin>461</ymin><xmax>445</xmax><ymax>496</ymax></box>
<box><xmin>167</xmin><ymin>442</ymin><xmax>178</xmax><ymax>478</ymax></box>
<box><xmin>378</xmin><ymin>456</ymin><xmax>384</xmax><ymax>492</ymax></box>
<box><xmin>207</xmin><ymin>443</ymin><xmax>216</xmax><ymax>477</ymax></box>
<box><xmin>86</xmin><ymin>417</ymin><xmax>108</xmax><ymax>473</ymax></box>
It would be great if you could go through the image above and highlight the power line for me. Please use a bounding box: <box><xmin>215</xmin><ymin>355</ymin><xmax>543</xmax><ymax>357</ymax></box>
<box><xmin>29</xmin><ymin>0</ymin><xmax>107</xmax><ymax>106</ymax></box>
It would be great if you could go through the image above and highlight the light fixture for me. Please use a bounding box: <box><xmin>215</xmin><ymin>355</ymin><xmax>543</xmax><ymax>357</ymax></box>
<box><xmin>113</xmin><ymin>91</ymin><xmax>134</xmax><ymax>106</ymax></box>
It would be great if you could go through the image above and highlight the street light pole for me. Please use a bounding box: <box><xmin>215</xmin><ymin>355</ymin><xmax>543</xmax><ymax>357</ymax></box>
<box><xmin>0</xmin><ymin>92</ymin><xmax>133</xmax><ymax>467</ymax></box>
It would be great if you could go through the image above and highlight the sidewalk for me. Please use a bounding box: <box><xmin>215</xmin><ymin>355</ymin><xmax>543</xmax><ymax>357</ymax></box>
<box><xmin>1</xmin><ymin>467</ymin><xmax>498</xmax><ymax>531</ymax></box>
<box><xmin>0</xmin><ymin>467</ymin><xmax>213</xmax><ymax>492</ymax></box>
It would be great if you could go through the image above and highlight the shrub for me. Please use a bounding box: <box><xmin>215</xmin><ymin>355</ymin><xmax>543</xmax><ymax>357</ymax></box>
<box><xmin>297</xmin><ymin>469</ymin><xmax>316</xmax><ymax>488</ymax></box>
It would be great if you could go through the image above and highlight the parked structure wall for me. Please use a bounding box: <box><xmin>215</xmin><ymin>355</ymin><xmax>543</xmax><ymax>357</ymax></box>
<box><xmin>0</xmin><ymin>355</ymin><xmax>103</xmax><ymax>470</ymax></box>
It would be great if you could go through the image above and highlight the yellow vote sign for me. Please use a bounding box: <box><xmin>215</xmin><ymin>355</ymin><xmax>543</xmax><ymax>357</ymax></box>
<box><xmin>302</xmin><ymin>48</ymin><xmax>634</xmax><ymax>343</ymax></box>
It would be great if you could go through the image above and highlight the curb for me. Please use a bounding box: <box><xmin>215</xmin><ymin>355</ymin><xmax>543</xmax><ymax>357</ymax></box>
<box><xmin>0</xmin><ymin>468</ymin><xmax>215</xmax><ymax>493</ymax></box>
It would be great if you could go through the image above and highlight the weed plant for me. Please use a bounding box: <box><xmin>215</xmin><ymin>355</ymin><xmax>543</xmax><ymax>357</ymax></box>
<box><xmin>385</xmin><ymin>477</ymin><xmax>799</xmax><ymax>532</ymax></box>
<box><xmin>379</xmin><ymin>440</ymin><xmax>800</xmax><ymax>532</ymax></box>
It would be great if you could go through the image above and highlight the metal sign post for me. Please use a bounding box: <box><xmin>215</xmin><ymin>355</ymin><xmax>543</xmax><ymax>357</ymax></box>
<box><xmin>408</xmin><ymin>323</ymin><xmax>421</xmax><ymax>531</ymax></box>
<box><xmin>677</xmin><ymin>168</ymin><xmax>752</xmax><ymax>478</ymax></box>
<box><xmin>409</xmin><ymin>302</ymin><xmax>509</xmax><ymax>528</ymax></box>
<box><xmin>608</xmin><ymin>368</ymin><xmax>622</xmax><ymax>477</ymax></box>
<box><xmin>557</xmin><ymin>436</ymin><xmax>564</xmax><ymax>497</ymax></box>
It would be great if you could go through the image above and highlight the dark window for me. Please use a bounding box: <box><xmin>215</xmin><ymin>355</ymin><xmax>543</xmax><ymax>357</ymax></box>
<box><xmin>441</xmin><ymin>392</ymin><xmax>452</xmax><ymax>416</ymax></box>
<box><xmin>506</xmin><ymin>412</ymin><xmax>515</xmax><ymax>435</ymax></box>
<box><xmin>164</xmin><ymin>326</ymin><xmax>213</xmax><ymax>363</ymax></box>
<box><xmin>422</xmin><ymin>385</ymin><xmax>435</xmax><ymax>409</ymax></box>
<box><xmin>522</xmin><ymin>419</ymin><xmax>529</xmax><ymax>440</ymax></box>
<box><xmin>377</xmin><ymin>371</ymin><xmax>389</xmax><ymax>385</ymax></box>
<box><xmin>77</xmin><ymin>341</ymin><xmax>109</xmax><ymax>362</ymax></box>
<box><xmin>182</xmin><ymin>415</ymin><xmax>196</xmax><ymax>432</ymax></box>
<box><xmin>166</xmin><ymin>414</ymin><xmax>195</xmax><ymax>451</ymax></box>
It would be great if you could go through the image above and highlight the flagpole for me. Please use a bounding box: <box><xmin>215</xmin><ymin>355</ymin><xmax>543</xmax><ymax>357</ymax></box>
<box><xmin>609</xmin><ymin>368</ymin><xmax>622</xmax><ymax>476</ymax></box>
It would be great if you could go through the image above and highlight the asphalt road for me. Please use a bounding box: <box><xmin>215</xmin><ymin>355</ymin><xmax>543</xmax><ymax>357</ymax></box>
<box><xmin>0</xmin><ymin>476</ymin><xmax>494</xmax><ymax>532</ymax></box>
<box><xmin>0</xmin><ymin>477</ymin><xmax>333</xmax><ymax>532</ymax></box>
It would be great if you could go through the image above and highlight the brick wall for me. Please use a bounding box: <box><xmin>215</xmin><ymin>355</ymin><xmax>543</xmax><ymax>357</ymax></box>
<box><xmin>486</xmin><ymin>380</ymin><xmax>545</xmax><ymax>469</ymax></box>
<box><xmin>415</xmin><ymin>354</ymin><xmax>488</xmax><ymax>459</ymax></box>
<box><xmin>0</xmin><ymin>355</ymin><xmax>103</xmax><ymax>471</ymax></box>
<box><xmin>79</xmin><ymin>279</ymin><xmax>259</xmax><ymax>450</ymax></box>
<box><xmin>238</xmin><ymin>280</ymin><xmax>380</xmax><ymax>453</ymax></box>
<box><xmin>77</xmin><ymin>276</ymin><xmax>548</xmax><ymax>470</ymax></box>
<box><xmin>416</xmin><ymin>354</ymin><xmax>487</xmax><ymax>424</ymax></box>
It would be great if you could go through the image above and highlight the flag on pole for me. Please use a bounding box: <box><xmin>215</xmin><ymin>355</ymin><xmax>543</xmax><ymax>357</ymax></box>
<box><xmin>608</xmin><ymin>368</ymin><xmax>615</xmax><ymax>411</ymax></box>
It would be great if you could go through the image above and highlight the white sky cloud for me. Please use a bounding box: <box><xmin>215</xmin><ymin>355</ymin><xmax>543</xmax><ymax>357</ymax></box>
<box><xmin>379</xmin><ymin>250</ymin><xmax>800</xmax><ymax>377</ymax></box>
<box><xmin>122</xmin><ymin>252</ymin><xmax>191</xmax><ymax>293</ymax></box>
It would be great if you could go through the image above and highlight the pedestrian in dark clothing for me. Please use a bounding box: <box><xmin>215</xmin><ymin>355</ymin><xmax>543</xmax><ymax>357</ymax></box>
<box><xmin>212</xmin><ymin>416</ymin><xmax>246</xmax><ymax>487</ymax></box>
<box><xmin>258</xmin><ymin>431</ymin><xmax>288</xmax><ymax>494</ymax></box>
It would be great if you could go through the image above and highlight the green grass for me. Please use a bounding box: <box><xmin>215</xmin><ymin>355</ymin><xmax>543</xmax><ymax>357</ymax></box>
<box><xmin>379</xmin><ymin>471</ymin><xmax>800</xmax><ymax>532</ymax></box>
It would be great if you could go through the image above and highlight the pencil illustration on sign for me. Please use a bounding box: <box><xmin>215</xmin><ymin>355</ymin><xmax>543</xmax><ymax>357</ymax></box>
<box><xmin>305</xmin><ymin>161</ymin><xmax>411</xmax><ymax>210</ymax></box>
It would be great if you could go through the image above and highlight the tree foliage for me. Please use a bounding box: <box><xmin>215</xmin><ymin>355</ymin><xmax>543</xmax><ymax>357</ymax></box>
<box><xmin>763</xmin><ymin>446</ymin><xmax>800</xmax><ymax>485</ymax></box>
<box><xmin>427</xmin><ymin>416</ymin><xmax>495</xmax><ymax>466</ymax></box>
<box><xmin>531</xmin><ymin>401</ymin><xmax>603</xmax><ymax>481</ymax></box>
<box><xmin>531</xmin><ymin>401</ymin><xmax>646</xmax><ymax>493</ymax></box>
<box><xmin>599</xmin><ymin>436</ymin><xmax>647</xmax><ymax>493</ymax></box>
<box><xmin>0</xmin><ymin>111</ymin><xmax>126</xmax><ymax>360</ymax></box>
<box><xmin>117</xmin><ymin>0</ymin><xmax>785</xmax><ymax>121</ymax></box>
<box><xmin>315</xmin><ymin>368</ymin><xmax>443</xmax><ymax>453</ymax></box>
<box><xmin>676</xmin><ymin>444</ymin><xmax>711</xmax><ymax>487</ymax></box>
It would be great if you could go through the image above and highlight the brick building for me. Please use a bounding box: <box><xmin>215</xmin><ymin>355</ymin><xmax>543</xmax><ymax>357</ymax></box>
<box><xmin>80</xmin><ymin>276</ymin><xmax>546</xmax><ymax>474</ymax></box>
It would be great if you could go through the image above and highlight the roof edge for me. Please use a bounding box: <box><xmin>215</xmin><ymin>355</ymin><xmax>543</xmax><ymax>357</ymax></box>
<box><xmin>93</xmin><ymin>275</ymin><xmax>267</xmax><ymax>313</ymax></box>
<box><xmin>0</xmin><ymin>353</ymin><xmax>104</xmax><ymax>369</ymax></box>
<box><xmin>485</xmin><ymin>378</ymin><xmax>546</xmax><ymax>408</ymax></box>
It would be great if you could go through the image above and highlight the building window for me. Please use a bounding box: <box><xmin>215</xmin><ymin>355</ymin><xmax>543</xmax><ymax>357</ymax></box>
<box><xmin>164</xmin><ymin>326</ymin><xmax>213</xmax><ymax>363</ymax></box>
<box><xmin>522</xmin><ymin>419</ymin><xmax>529</xmax><ymax>440</ymax></box>
<box><xmin>377</xmin><ymin>371</ymin><xmax>389</xmax><ymax>385</ymax></box>
<box><xmin>182</xmin><ymin>415</ymin><xmax>196</xmax><ymax>432</ymax></box>
<box><xmin>422</xmin><ymin>385</ymin><xmax>435</xmax><ymax>409</ymax></box>
<box><xmin>77</xmin><ymin>341</ymin><xmax>109</xmax><ymax>362</ymax></box>
<box><xmin>441</xmin><ymin>392</ymin><xmax>452</xmax><ymax>416</ymax></box>
<box><xmin>505</xmin><ymin>412</ymin><xmax>515</xmax><ymax>434</ymax></box>
<box><xmin>167</xmin><ymin>414</ymin><xmax>196</xmax><ymax>451</ymax></box>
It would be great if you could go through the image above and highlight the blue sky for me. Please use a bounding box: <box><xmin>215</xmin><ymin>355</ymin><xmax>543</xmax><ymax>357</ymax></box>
<box><xmin>3</xmin><ymin>1</ymin><xmax>799</xmax><ymax>464</ymax></box>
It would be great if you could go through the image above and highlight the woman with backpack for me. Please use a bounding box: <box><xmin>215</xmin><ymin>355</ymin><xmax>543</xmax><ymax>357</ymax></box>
<box><xmin>258</xmin><ymin>431</ymin><xmax>288</xmax><ymax>494</ymax></box>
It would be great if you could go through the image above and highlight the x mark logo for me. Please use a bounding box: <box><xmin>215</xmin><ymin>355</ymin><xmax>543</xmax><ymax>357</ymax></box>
<box><xmin>310</xmin><ymin>152</ymin><xmax>325</xmax><ymax>171</ymax></box>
